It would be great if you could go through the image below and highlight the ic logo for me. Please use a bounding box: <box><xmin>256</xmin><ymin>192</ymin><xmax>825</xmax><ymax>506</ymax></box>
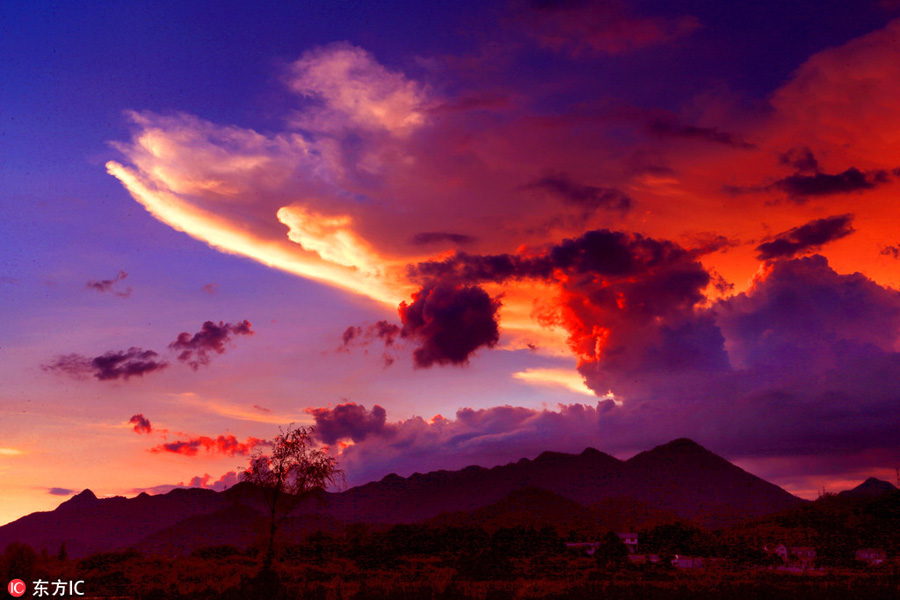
<box><xmin>7</xmin><ymin>579</ymin><xmax>26</xmax><ymax>597</ymax></box>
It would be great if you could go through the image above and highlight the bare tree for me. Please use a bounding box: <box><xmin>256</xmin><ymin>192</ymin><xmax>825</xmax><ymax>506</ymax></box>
<box><xmin>241</xmin><ymin>424</ymin><xmax>341</xmax><ymax>566</ymax></box>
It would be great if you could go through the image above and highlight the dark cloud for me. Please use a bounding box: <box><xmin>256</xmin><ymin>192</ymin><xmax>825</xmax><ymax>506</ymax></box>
<box><xmin>410</xmin><ymin>229</ymin><xmax>694</xmax><ymax>285</ymax></box>
<box><xmin>317</xmin><ymin>401</ymin><xmax>617</xmax><ymax>486</ymax></box>
<box><xmin>128</xmin><ymin>413</ymin><xmax>153</xmax><ymax>434</ymax></box>
<box><xmin>727</xmin><ymin>164</ymin><xmax>895</xmax><ymax>202</ymax></box>
<box><xmin>169</xmin><ymin>320</ymin><xmax>254</xmax><ymax>370</ymax></box>
<box><xmin>48</xmin><ymin>487</ymin><xmax>75</xmax><ymax>496</ymax></box>
<box><xmin>773</xmin><ymin>167</ymin><xmax>890</xmax><ymax>201</ymax></box>
<box><xmin>202</xmin><ymin>282</ymin><xmax>219</xmax><ymax>294</ymax></box>
<box><xmin>755</xmin><ymin>214</ymin><xmax>855</xmax><ymax>260</ymax></box>
<box><xmin>684</xmin><ymin>233</ymin><xmax>739</xmax><ymax>256</ymax></box>
<box><xmin>779</xmin><ymin>147</ymin><xmax>819</xmax><ymax>173</ymax></box>
<box><xmin>86</xmin><ymin>270</ymin><xmax>131</xmax><ymax>298</ymax></box>
<box><xmin>338</xmin><ymin>320</ymin><xmax>402</xmax><ymax>366</ymax></box>
<box><xmin>307</xmin><ymin>402</ymin><xmax>389</xmax><ymax>444</ymax></box>
<box><xmin>44</xmin><ymin>348</ymin><xmax>168</xmax><ymax>381</ymax></box>
<box><xmin>513</xmin><ymin>0</ymin><xmax>699</xmax><ymax>56</ymax></box>
<box><xmin>399</xmin><ymin>283</ymin><xmax>501</xmax><ymax>368</ymax></box>
<box><xmin>880</xmin><ymin>245</ymin><xmax>900</xmax><ymax>259</ymax></box>
<box><xmin>252</xmin><ymin>404</ymin><xmax>271</xmax><ymax>413</ymax></box>
<box><xmin>408</xmin><ymin>229</ymin><xmax>717</xmax><ymax>379</ymax></box>
<box><xmin>717</xmin><ymin>255</ymin><xmax>900</xmax><ymax>372</ymax></box>
<box><xmin>409</xmin><ymin>232</ymin><xmax>476</xmax><ymax>246</ymax></box>
<box><xmin>150</xmin><ymin>435</ymin><xmax>269</xmax><ymax>457</ymax></box>
<box><xmin>523</xmin><ymin>172</ymin><xmax>632</xmax><ymax>214</ymax></box>
<box><xmin>647</xmin><ymin>118</ymin><xmax>756</xmax><ymax>149</ymax></box>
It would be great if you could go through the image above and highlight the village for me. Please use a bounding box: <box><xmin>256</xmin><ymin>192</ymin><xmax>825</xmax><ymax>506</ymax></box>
<box><xmin>566</xmin><ymin>532</ymin><xmax>891</xmax><ymax>573</ymax></box>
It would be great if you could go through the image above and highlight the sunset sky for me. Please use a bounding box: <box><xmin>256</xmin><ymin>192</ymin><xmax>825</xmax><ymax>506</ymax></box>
<box><xmin>4</xmin><ymin>0</ymin><xmax>900</xmax><ymax>526</ymax></box>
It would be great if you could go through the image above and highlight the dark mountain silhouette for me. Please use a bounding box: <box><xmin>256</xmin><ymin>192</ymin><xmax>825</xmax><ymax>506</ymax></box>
<box><xmin>0</xmin><ymin>439</ymin><xmax>803</xmax><ymax>557</ymax></box>
<box><xmin>428</xmin><ymin>487</ymin><xmax>595</xmax><ymax>532</ymax></box>
<box><xmin>609</xmin><ymin>438</ymin><xmax>804</xmax><ymax>528</ymax></box>
<box><xmin>300</xmin><ymin>446</ymin><xmax>623</xmax><ymax>524</ymax></box>
<box><xmin>0</xmin><ymin>487</ymin><xmax>228</xmax><ymax>558</ymax></box>
<box><xmin>838</xmin><ymin>477</ymin><xmax>898</xmax><ymax>499</ymax></box>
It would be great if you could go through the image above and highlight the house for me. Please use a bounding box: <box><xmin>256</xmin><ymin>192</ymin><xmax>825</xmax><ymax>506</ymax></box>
<box><xmin>628</xmin><ymin>553</ymin><xmax>660</xmax><ymax>565</ymax></box>
<box><xmin>565</xmin><ymin>542</ymin><xmax>599</xmax><ymax>556</ymax></box>
<box><xmin>672</xmin><ymin>555</ymin><xmax>704</xmax><ymax>569</ymax></box>
<box><xmin>768</xmin><ymin>544</ymin><xmax>816</xmax><ymax>567</ymax></box>
<box><xmin>565</xmin><ymin>533</ymin><xmax>638</xmax><ymax>556</ymax></box>
<box><xmin>615</xmin><ymin>532</ymin><xmax>638</xmax><ymax>554</ymax></box>
<box><xmin>855</xmin><ymin>548</ymin><xmax>886</xmax><ymax>566</ymax></box>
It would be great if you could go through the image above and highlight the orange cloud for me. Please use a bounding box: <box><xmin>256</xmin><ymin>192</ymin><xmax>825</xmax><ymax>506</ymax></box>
<box><xmin>150</xmin><ymin>435</ymin><xmax>269</xmax><ymax>456</ymax></box>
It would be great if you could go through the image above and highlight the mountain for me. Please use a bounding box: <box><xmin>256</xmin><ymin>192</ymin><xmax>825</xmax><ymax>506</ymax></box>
<box><xmin>0</xmin><ymin>438</ymin><xmax>804</xmax><ymax>557</ymax></box>
<box><xmin>606</xmin><ymin>438</ymin><xmax>805</xmax><ymax>528</ymax></box>
<box><xmin>296</xmin><ymin>438</ymin><xmax>803</xmax><ymax>528</ymax></box>
<box><xmin>300</xmin><ymin>446</ymin><xmax>622</xmax><ymax>524</ymax></box>
<box><xmin>838</xmin><ymin>477</ymin><xmax>898</xmax><ymax>498</ymax></box>
<box><xmin>0</xmin><ymin>487</ymin><xmax>231</xmax><ymax>558</ymax></box>
<box><xmin>427</xmin><ymin>487</ymin><xmax>595</xmax><ymax>532</ymax></box>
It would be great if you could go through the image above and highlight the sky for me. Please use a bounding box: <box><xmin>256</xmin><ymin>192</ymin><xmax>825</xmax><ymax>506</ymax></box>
<box><xmin>3</xmin><ymin>0</ymin><xmax>900</xmax><ymax>526</ymax></box>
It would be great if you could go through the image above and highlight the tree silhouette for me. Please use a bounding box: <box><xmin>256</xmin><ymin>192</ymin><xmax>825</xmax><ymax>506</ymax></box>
<box><xmin>240</xmin><ymin>424</ymin><xmax>341</xmax><ymax>567</ymax></box>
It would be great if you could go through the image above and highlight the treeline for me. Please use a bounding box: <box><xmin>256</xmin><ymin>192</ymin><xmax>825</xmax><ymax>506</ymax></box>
<box><xmin>725</xmin><ymin>488</ymin><xmax>900</xmax><ymax>566</ymax></box>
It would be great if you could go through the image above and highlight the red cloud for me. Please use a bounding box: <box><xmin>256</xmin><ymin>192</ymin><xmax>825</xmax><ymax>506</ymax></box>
<box><xmin>151</xmin><ymin>435</ymin><xmax>269</xmax><ymax>456</ymax></box>
<box><xmin>128</xmin><ymin>413</ymin><xmax>153</xmax><ymax>434</ymax></box>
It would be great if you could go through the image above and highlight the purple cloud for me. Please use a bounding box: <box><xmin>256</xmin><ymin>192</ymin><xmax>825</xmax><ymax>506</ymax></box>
<box><xmin>169</xmin><ymin>320</ymin><xmax>254</xmax><ymax>369</ymax></box>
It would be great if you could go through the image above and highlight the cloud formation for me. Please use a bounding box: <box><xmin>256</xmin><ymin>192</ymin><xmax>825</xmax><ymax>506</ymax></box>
<box><xmin>773</xmin><ymin>167</ymin><xmax>891</xmax><ymax>202</ymax></box>
<box><xmin>523</xmin><ymin>172</ymin><xmax>632</xmax><ymax>215</ymax></box>
<box><xmin>150</xmin><ymin>435</ymin><xmax>269</xmax><ymax>457</ymax></box>
<box><xmin>318</xmin><ymin>255</ymin><xmax>900</xmax><ymax>491</ymax></box>
<box><xmin>316</xmin><ymin>401</ymin><xmax>618</xmax><ymax>485</ymax></box>
<box><xmin>48</xmin><ymin>487</ymin><xmax>75</xmax><ymax>496</ymax></box>
<box><xmin>86</xmin><ymin>270</ymin><xmax>132</xmax><ymax>298</ymax></box>
<box><xmin>399</xmin><ymin>283</ymin><xmax>502</xmax><ymax>368</ymax></box>
<box><xmin>128</xmin><ymin>414</ymin><xmax>153</xmax><ymax>434</ymax></box>
<box><xmin>287</xmin><ymin>42</ymin><xmax>427</xmax><ymax>136</ymax></box>
<box><xmin>44</xmin><ymin>348</ymin><xmax>168</xmax><ymax>381</ymax></box>
<box><xmin>755</xmin><ymin>214</ymin><xmax>855</xmax><ymax>260</ymax></box>
<box><xmin>339</xmin><ymin>321</ymin><xmax>402</xmax><ymax>366</ymax></box>
<box><xmin>169</xmin><ymin>320</ymin><xmax>253</xmax><ymax>370</ymax></box>
<box><xmin>646</xmin><ymin>117</ymin><xmax>757</xmax><ymax>149</ymax></box>
<box><xmin>307</xmin><ymin>402</ymin><xmax>389</xmax><ymax>444</ymax></box>
<box><xmin>407</xmin><ymin>228</ymin><xmax>719</xmax><ymax>385</ymax></box>
<box><xmin>409</xmin><ymin>232</ymin><xmax>476</xmax><ymax>247</ymax></box>
<box><xmin>93</xmin><ymin>18</ymin><xmax>900</xmax><ymax>497</ymax></box>
<box><xmin>512</xmin><ymin>0</ymin><xmax>699</xmax><ymax>56</ymax></box>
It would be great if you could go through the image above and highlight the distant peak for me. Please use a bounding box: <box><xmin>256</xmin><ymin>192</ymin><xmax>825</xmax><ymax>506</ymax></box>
<box><xmin>654</xmin><ymin>438</ymin><xmax>710</xmax><ymax>454</ymax></box>
<box><xmin>534</xmin><ymin>450</ymin><xmax>569</xmax><ymax>462</ymax></box>
<box><xmin>840</xmin><ymin>477</ymin><xmax>898</xmax><ymax>497</ymax></box>
<box><xmin>862</xmin><ymin>477</ymin><xmax>894</xmax><ymax>487</ymax></box>
<box><xmin>57</xmin><ymin>488</ymin><xmax>98</xmax><ymax>511</ymax></box>
<box><xmin>669</xmin><ymin>438</ymin><xmax>703</xmax><ymax>447</ymax></box>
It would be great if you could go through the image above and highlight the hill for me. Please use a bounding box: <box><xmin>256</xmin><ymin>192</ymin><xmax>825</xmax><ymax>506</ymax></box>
<box><xmin>0</xmin><ymin>438</ymin><xmax>804</xmax><ymax>557</ymax></box>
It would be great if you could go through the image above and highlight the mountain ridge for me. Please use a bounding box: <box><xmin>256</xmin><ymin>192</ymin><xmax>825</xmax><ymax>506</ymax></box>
<box><xmin>0</xmin><ymin>438</ymin><xmax>804</xmax><ymax>557</ymax></box>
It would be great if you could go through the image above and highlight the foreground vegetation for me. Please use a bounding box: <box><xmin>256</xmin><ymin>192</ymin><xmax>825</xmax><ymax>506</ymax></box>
<box><xmin>2</xmin><ymin>524</ymin><xmax>899</xmax><ymax>600</ymax></box>
<box><xmin>3</xmin><ymin>486</ymin><xmax>898</xmax><ymax>598</ymax></box>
